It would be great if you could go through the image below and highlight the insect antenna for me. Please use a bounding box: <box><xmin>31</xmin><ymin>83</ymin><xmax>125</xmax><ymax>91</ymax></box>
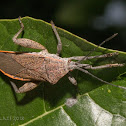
<box><xmin>77</xmin><ymin>33</ymin><xmax>118</xmax><ymax>63</ymax></box>
<box><xmin>76</xmin><ymin>67</ymin><xmax>126</xmax><ymax>90</ymax></box>
<box><xmin>74</xmin><ymin>33</ymin><xmax>125</xmax><ymax>89</ymax></box>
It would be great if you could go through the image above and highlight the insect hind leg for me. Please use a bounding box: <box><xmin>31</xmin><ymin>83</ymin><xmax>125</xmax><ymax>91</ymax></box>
<box><xmin>10</xmin><ymin>81</ymin><xmax>40</xmax><ymax>93</ymax></box>
<box><xmin>12</xmin><ymin>16</ymin><xmax>24</xmax><ymax>43</ymax></box>
<box><xmin>12</xmin><ymin>16</ymin><xmax>47</xmax><ymax>51</ymax></box>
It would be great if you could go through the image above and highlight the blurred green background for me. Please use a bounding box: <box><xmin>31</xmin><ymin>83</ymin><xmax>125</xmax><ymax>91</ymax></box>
<box><xmin>0</xmin><ymin>0</ymin><xmax>126</xmax><ymax>52</ymax></box>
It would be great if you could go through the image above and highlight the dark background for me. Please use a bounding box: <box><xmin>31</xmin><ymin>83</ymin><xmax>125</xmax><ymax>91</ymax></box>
<box><xmin>0</xmin><ymin>0</ymin><xmax>126</xmax><ymax>52</ymax></box>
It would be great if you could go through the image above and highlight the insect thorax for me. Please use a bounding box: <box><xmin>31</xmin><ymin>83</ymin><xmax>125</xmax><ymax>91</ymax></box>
<box><xmin>38</xmin><ymin>52</ymin><xmax>70</xmax><ymax>84</ymax></box>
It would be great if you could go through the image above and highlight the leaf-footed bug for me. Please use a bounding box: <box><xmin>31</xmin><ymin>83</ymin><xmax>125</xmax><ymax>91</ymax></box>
<box><xmin>0</xmin><ymin>16</ymin><xmax>125</xmax><ymax>94</ymax></box>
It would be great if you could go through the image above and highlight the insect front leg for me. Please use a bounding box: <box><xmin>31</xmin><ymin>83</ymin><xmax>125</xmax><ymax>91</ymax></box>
<box><xmin>84</xmin><ymin>63</ymin><xmax>124</xmax><ymax>70</ymax></box>
<box><xmin>51</xmin><ymin>21</ymin><xmax>62</xmax><ymax>56</ymax></box>
<box><xmin>10</xmin><ymin>81</ymin><xmax>40</xmax><ymax>93</ymax></box>
<box><xmin>68</xmin><ymin>52</ymin><xmax>118</xmax><ymax>61</ymax></box>
<box><xmin>12</xmin><ymin>16</ymin><xmax>48</xmax><ymax>51</ymax></box>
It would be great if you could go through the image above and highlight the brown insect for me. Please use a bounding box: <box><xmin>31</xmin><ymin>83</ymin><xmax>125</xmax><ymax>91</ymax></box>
<box><xmin>0</xmin><ymin>17</ymin><xmax>125</xmax><ymax>93</ymax></box>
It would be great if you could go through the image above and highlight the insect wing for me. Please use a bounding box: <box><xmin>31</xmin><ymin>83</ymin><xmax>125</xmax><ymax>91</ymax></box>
<box><xmin>0</xmin><ymin>52</ymin><xmax>24</xmax><ymax>76</ymax></box>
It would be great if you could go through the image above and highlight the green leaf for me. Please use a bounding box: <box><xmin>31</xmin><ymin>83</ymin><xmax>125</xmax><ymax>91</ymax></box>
<box><xmin>0</xmin><ymin>16</ymin><xmax>126</xmax><ymax>126</ymax></box>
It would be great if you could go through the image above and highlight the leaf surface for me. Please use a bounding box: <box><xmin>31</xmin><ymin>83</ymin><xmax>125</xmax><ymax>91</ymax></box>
<box><xmin>0</xmin><ymin>17</ymin><xmax>126</xmax><ymax>126</ymax></box>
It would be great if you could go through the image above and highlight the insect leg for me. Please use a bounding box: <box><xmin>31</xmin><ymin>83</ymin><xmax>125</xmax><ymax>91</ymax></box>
<box><xmin>67</xmin><ymin>72</ymin><xmax>77</xmax><ymax>85</ymax></box>
<box><xmin>51</xmin><ymin>21</ymin><xmax>62</xmax><ymax>56</ymax></box>
<box><xmin>77</xmin><ymin>33</ymin><xmax>118</xmax><ymax>63</ymax></box>
<box><xmin>12</xmin><ymin>16</ymin><xmax>24</xmax><ymax>43</ymax></box>
<box><xmin>10</xmin><ymin>81</ymin><xmax>40</xmax><ymax>93</ymax></box>
<box><xmin>68</xmin><ymin>52</ymin><xmax>118</xmax><ymax>61</ymax></box>
<box><xmin>12</xmin><ymin>16</ymin><xmax>47</xmax><ymax>51</ymax></box>
<box><xmin>84</xmin><ymin>63</ymin><xmax>124</xmax><ymax>69</ymax></box>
